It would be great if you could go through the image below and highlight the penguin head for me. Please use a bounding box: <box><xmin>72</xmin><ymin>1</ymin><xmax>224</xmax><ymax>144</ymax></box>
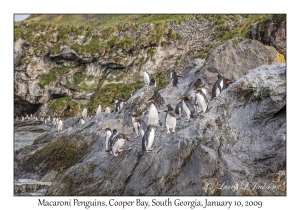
<box><xmin>217</xmin><ymin>74</ymin><xmax>222</xmax><ymax>80</ymax></box>
<box><xmin>103</xmin><ymin>127</ymin><xmax>111</xmax><ymax>131</ymax></box>
<box><xmin>148</xmin><ymin>100</ymin><xmax>155</xmax><ymax>104</ymax></box>
<box><xmin>135</xmin><ymin>117</ymin><xmax>141</xmax><ymax>122</ymax></box>
<box><xmin>180</xmin><ymin>95</ymin><xmax>189</xmax><ymax>100</ymax></box>
<box><xmin>124</xmin><ymin>134</ymin><xmax>132</xmax><ymax>142</ymax></box>
<box><xmin>112</xmin><ymin>129</ymin><xmax>117</xmax><ymax>134</ymax></box>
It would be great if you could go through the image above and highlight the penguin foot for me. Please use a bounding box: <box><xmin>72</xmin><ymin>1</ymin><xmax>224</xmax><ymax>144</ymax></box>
<box><xmin>105</xmin><ymin>150</ymin><xmax>110</xmax><ymax>152</ymax></box>
<box><xmin>148</xmin><ymin>148</ymin><xmax>153</xmax><ymax>151</ymax></box>
<box><xmin>172</xmin><ymin>129</ymin><xmax>175</xmax><ymax>133</ymax></box>
<box><xmin>110</xmin><ymin>151</ymin><xmax>113</xmax><ymax>155</ymax></box>
<box><xmin>134</xmin><ymin>135</ymin><xmax>140</xmax><ymax>138</ymax></box>
<box><xmin>167</xmin><ymin>131</ymin><xmax>170</xmax><ymax>134</ymax></box>
<box><xmin>113</xmin><ymin>153</ymin><xmax>119</xmax><ymax>157</ymax></box>
<box><xmin>118</xmin><ymin>149</ymin><xmax>123</xmax><ymax>152</ymax></box>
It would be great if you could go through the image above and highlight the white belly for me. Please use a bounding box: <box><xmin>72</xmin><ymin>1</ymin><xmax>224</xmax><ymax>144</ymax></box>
<box><xmin>140</xmin><ymin>130</ymin><xmax>145</xmax><ymax>137</ymax></box>
<box><xmin>166</xmin><ymin>114</ymin><xmax>176</xmax><ymax>129</ymax></box>
<box><xmin>105</xmin><ymin>131</ymin><xmax>112</xmax><ymax>150</ymax></box>
<box><xmin>147</xmin><ymin>129</ymin><xmax>155</xmax><ymax>149</ymax></box>
<box><xmin>96</xmin><ymin>106</ymin><xmax>101</xmax><ymax>115</ymax></box>
<box><xmin>133</xmin><ymin>122</ymin><xmax>139</xmax><ymax>135</ymax></box>
<box><xmin>82</xmin><ymin>109</ymin><xmax>87</xmax><ymax>117</ymax></box>
<box><xmin>220</xmin><ymin>80</ymin><xmax>223</xmax><ymax>90</ymax></box>
<box><xmin>112</xmin><ymin>139</ymin><xmax>126</xmax><ymax>153</ymax></box>
<box><xmin>105</xmin><ymin>107</ymin><xmax>111</xmax><ymax>113</ymax></box>
<box><xmin>148</xmin><ymin>105</ymin><xmax>158</xmax><ymax>125</ymax></box>
<box><xmin>216</xmin><ymin>88</ymin><xmax>220</xmax><ymax>97</ymax></box>
<box><xmin>144</xmin><ymin>72</ymin><xmax>150</xmax><ymax>85</ymax></box>
<box><xmin>196</xmin><ymin>93</ymin><xmax>207</xmax><ymax>112</ymax></box>
<box><xmin>182</xmin><ymin>100</ymin><xmax>190</xmax><ymax>117</ymax></box>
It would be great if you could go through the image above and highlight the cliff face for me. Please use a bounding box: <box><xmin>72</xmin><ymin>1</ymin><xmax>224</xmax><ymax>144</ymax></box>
<box><xmin>14</xmin><ymin>19</ymin><xmax>217</xmax><ymax>117</ymax></box>
<box><xmin>14</xmin><ymin>62</ymin><xmax>286</xmax><ymax>196</ymax></box>
<box><xmin>14</xmin><ymin>15</ymin><xmax>286</xmax><ymax>118</ymax></box>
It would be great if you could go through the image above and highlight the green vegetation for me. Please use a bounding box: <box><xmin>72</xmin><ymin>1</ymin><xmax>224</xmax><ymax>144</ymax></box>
<box><xmin>73</xmin><ymin>72</ymin><xmax>86</xmax><ymax>84</ymax></box>
<box><xmin>197</xmin><ymin>53</ymin><xmax>206</xmax><ymax>59</ymax></box>
<box><xmin>38</xmin><ymin>67</ymin><xmax>74</xmax><ymax>87</ymax></box>
<box><xmin>28</xmin><ymin>135</ymin><xmax>89</xmax><ymax>172</ymax></box>
<box><xmin>51</xmin><ymin>96</ymin><xmax>81</xmax><ymax>116</ymax></box>
<box><xmin>232</xmin><ymin>38</ymin><xmax>243</xmax><ymax>48</ymax></box>
<box><xmin>78</xmin><ymin>82</ymin><xmax>97</xmax><ymax>92</ymax></box>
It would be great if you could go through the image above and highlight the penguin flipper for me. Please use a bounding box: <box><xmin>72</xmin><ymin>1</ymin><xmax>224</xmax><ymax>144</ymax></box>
<box><xmin>142</xmin><ymin>135</ymin><xmax>148</xmax><ymax>152</ymax></box>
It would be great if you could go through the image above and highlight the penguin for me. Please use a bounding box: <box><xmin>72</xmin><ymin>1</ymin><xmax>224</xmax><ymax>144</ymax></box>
<box><xmin>134</xmin><ymin>117</ymin><xmax>148</xmax><ymax>138</ymax></box>
<box><xmin>57</xmin><ymin>118</ymin><xmax>63</xmax><ymax>134</ymax></box>
<box><xmin>115</xmin><ymin>99</ymin><xmax>124</xmax><ymax>112</ymax></box>
<box><xmin>180</xmin><ymin>95</ymin><xmax>195</xmax><ymax>121</ymax></box>
<box><xmin>193</xmin><ymin>78</ymin><xmax>203</xmax><ymax>89</ymax></box>
<box><xmin>170</xmin><ymin>70</ymin><xmax>182</xmax><ymax>87</ymax></box>
<box><xmin>212</xmin><ymin>74</ymin><xmax>223</xmax><ymax>99</ymax></box>
<box><xmin>96</xmin><ymin>104</ymin><xmax>102</xmax><ymax>115</ymax></box>
<box><xmin>105</xmin><ymin>106</ymin><xmax>111</xmax><ymax>114</ymax></box>
<box><xmin>194</xmin><ymin>87</ymin><xmax>209</xmax><ymax>113</ymax></box>
<box><xmin>82</xmin><ymin>107</ymin><xmax>88</xmax><ymax>118</ymax></box>
<box><xmin>111</xmin><ymin>134</ymin><xmax>132</xmax><ymax>157</ymax></box>
<box><xmin>132</xmin><ymin>114</ymin><xmax>140</xmax><ymax>138</ymax></box>
<box><xmin>147</xmin><ymin>100</ymin><xmax>159</xmax><ymax>126</ymax></box>
<box><xmin>165</xmin><ymin>104</ymin><xmax>177</xmax><ymax>133</ymax></box>
<box><xmin>175</xmin><ymin>100</ymin><xmax>183</xmax><ymax>118</ymax></box>
<box><xmin>102</xmin><ymin>127</ymin><xmax>112</xmax><ymax>151</ymax></box>
<box><xmin>80</xmin><ymin>118</ymin><xmax>85</xmax><ymax>125</ymax></box>
<box><xmin>224</xmin><ymin>79</ymin><xmax>235</xmax><ymax>89</ymax></box>
<box><xmin>107</xmin><ymin>129</ymin><xmax>118</xmax><ymax>152</ymax></box>
<box><xmin>149</xmin><ymin>78</ymin><xmax>156</xmax><ymax>87</ymax></box>
<box><xmin>142</xmin><ymin>124</ymin><xmax>156</xmax><ymax>153</ymax></box>
<box><xmin>143</xmin><ymin>70</ymin><xmax>150</xmax><ymax>86</ymax></box>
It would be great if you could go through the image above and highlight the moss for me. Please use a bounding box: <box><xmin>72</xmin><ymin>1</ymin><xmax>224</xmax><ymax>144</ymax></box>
<box><xmin>232</xmin><ymin>38</ymin><xmax>243</xmax><ymax>48</ymax></box>
<box><xmin>20</xmin><ymin>57</ymin><xmax>32</xmax><ymax>65</ymax></box>
<box><xmin>78</xmin><ymin>82</ymin><xmax>97</xmax><ymax>92</ymax></box>
<box><xmin>51</xmin><ymin>96</ymin><xmax>81</xmax><ymax>116</ymax></box>
<box><xmin>38</xmin><ymin>67</ymin><xmax>74</xmax><ymax>87</ymax></box>
<box><xmin>73</xmin><ymin>72</ymin><xmax>86</xmax><ymax>84</ymax></box>
<box><xmin>197</xmin><ymin>53</ymin><xmax>206</xmax><ymax>59</ymax></box>
<box><xmin>27</xmin><ymin>135</ymin><xmax>89</xmax><ymax>173</ymax></box>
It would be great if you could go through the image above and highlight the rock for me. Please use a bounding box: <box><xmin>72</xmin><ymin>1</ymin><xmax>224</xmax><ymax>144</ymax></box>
<box><xmin>40</xmin><ymin>170</ymin><xmax>58</xmax><ymax>182</ymax></box>
<box><xmin>248</xmin><ymin>14</ymin><xmax>286</xmax><ymax>57</ymax></box>
<box><xmin>197</xmin><ymin>38</ymin><xmax>285</xmax><ymax>96</ymax></box>
<box><xmin>14</xmin><ymin>63</ymin><xmax>286</xmax><ymax>196</ymax></box>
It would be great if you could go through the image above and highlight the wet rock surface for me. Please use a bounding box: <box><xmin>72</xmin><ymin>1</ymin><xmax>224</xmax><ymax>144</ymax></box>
<box><xmin>14</xmin><ymin>63</ymin><xmax>286</xmax><ymax>196</ymax></box>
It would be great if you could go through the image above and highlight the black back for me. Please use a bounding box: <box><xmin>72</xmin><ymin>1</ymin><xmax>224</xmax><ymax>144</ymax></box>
<box><xmin>171</xmin><ymin>71</ymin><xmax>178</xmax><ymax>86</ymax></box>
<box><xmin>211</xmin><ymin>80</ymin><xmax>222</xmax><ymax>100</ymax></box>
<box><xmin>142</xmin><ymin>125</ymin><xmax>154</xmax><ymax>152</ymax></box>
<box><xmin>175</xmin><ymin>101</ymin><xmax>182</xmax><ymax>115</ymax></box>
<box><xmin>108</xmin><ymin>129</ymin><xmax>118</xmax><ymax>151</ymax></box>
<box><xmin>183</xmin><ymin>98</ymin><xmax>195</xmax><ymax>118</ymax></box>
<box><xmin>194</xmin><ymin>78</ymin><xmax>202</xmax><ymax>89</ymax></box>
<box><xmin>139</xmin><ymin>119</ymin><xmax>148</xmax><ymax>133</ymax></box>
<box><xmin>115</xmin><ymin>99</ymin><xmax>123</xmax><ymax>112</ymax></box>
<box><xmin>149</xmin><ymin>78</ymin><xmax>156</xmax><ymax>87</ymax></box>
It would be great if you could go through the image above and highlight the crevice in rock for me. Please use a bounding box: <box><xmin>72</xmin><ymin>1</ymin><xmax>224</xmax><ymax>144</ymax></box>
<box><xmin>14</xmin><ymin>95</ymin><xmax>41</xmax><ymax>117</ymax></box>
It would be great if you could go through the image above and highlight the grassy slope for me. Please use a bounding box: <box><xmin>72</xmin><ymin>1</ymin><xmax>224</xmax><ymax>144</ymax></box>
<box><xmin>17</xmin><ymin>14</ymin><xmax>282</xmax><ymax>116</ymax></box>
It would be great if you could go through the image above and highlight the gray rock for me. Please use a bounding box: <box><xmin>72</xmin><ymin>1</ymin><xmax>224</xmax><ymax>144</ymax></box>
<box><xmin>14</xmin><ymin>64</ymin><xmax>286</xmax><ymax>196</ymax></box>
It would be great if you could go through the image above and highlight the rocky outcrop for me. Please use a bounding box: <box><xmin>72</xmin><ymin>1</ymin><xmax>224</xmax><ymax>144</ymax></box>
<box><xmin>248</xmin><ymin>14</ymin><xmax>286</xmax><ymax>57</ymax></box>
<box><xmin>14</xmin><ymin>63</ymin><xmax>286</xmax><ymax>196</ymax></box>
<box><xmin>194</xmin><ymin>38</ymin><xmax>285</xmax><ymax>96</ymax></box>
